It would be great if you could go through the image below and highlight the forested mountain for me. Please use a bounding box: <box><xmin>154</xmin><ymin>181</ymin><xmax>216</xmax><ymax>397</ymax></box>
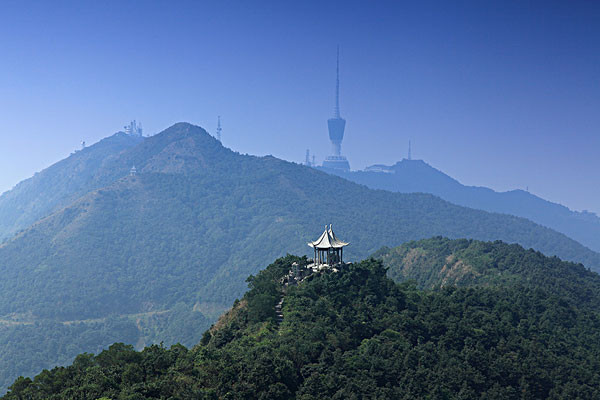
<box><xmin>376</xmin><ymin>237</ymin><xmax>600</xmax><ymax>308</ymax></box>
<box><xmin>0</xmin><ymin>133</ymin><xmax>144</xmax><ymax>242</ymax></box>
<box><xmin>322</xmin><ymin>159</ymin><xmax>600</xmax><ymax>252</ymax></box>
<box><xmin>0</xmin><ymin>122</ymin><xmax>599</xmax><ymax>390</ymax></box>
<box><xmin>5</xmin><ymin>254</ymin><xmax>600</xmax><ymax>399</ymax></box>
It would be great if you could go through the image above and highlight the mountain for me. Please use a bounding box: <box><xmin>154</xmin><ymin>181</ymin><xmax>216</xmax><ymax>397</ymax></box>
<box><xmin>320</xmin><ymin>159</ymin><xmax>600</xmax><ymax>253</ymax></box>
<box><xmin>0</xmin><ymin>122</ymin><xmax>599</xmax><ymax>390</ymax></box>
<box><xmin>0</xmin><ymin>132</ymin><xmax>144</xmax><ymax>242</ymax></box>
<box><xmin>5</xmin><ymin>254</ymin><xmax>600</xmax><ymax>399</ymax></box>
<box><xmin>376</xmin><ymin>237</ymin><xmax>600</xmax><ymax>307</ymax></box>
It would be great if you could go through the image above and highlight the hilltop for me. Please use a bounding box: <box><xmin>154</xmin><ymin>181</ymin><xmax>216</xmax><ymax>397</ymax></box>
<box><xmin>376</xmin><ymin>237</ymin><xmax>600</xmax><ymax>310</ymax></box>
<box><xmin>0</xmin><ymin>132</ymin><xmax>144</xmax><ymax>242</ymax></box>
<box><xmin>322</xmin><ymin>159</ymin><xmax>600</xmax><ymax>252</ymax></box>
<box><xmin>0</xmin><ymin>122</ymin><xmax>599</xmax><ymax>389</ymax></box>
<box><xmin>5</xmin><ymin>253</ymin><xmax>600</xmax><ymax>399</ymax></box>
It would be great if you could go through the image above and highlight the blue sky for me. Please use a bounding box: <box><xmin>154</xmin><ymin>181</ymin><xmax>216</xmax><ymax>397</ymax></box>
<box><xmin>0</xmin><ymin>0</ymin><xmax>599</xmax><ymax>214</ymax></box>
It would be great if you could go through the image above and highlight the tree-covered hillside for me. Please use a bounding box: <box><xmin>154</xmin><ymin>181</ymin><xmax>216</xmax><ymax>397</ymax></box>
<box><xmin>5</xmin><ymin>255</ymin><xmax>600</xmax><ymax>399</ymax></box>
<box><xmin>376</xmin><ymin>237</ymin><xmax>600</xmax><ymax>310</ymax></box>
<box><xmin>0</xmin><ymin>123</ymin><xmax>600</xmax><ymax>390</ymax></box>
<box><xmin>323</xmin><ymin>159</ymin><xmax>600</xmax><ymax>253</ymax></box>
<box><xmin>0</xmin><ymin>132</ymin><xmax>143</xmax><ymax>242</ymax></box>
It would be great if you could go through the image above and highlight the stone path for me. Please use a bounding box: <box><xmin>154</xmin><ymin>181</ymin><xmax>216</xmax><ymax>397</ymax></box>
<box><xmin>275</xmin><ymin>296</ymin><xmax>284</xmax><ymax>325</ymax></box>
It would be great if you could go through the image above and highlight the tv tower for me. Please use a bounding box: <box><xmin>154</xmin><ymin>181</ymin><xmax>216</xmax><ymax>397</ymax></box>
<box><xmin>322</xmin><ymin>46</ymin><xmax>350</xmax><ymax>171</ymax></box>
<box><xmin>216</xmin><ymin>116</ymin><xmax>222</xmax><ymax>142</ymax></box>
<box><xmin>408</xmin><ymin>140</ymin><xmax>412</xmax><ymax>160</ymax></box>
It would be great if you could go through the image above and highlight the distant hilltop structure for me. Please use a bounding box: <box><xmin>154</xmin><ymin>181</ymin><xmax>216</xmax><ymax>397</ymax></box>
<box><xmin>124</xmin><ymin>120</ymin><xmax>143</xmax><ymax>137</ymax></box>
<box><xmin>306</xmin><ymin>49</ymin><xmax>415</xmax><ymax>174</ymax></box>
<box><xmin>304</xmin><ymin>149</ymin><xmax>316</xmax><ymax>167</ymax></box>
<box><xmin>322</xmin><ymin>47</ymin><xmax>350</xmax><ymax>171</ymax></box>
<box><xmin>215</xmin><ymin>116</ymin><xmax>222</xmax><ymax>142</ymax></box>
<box><xmin>364</xmin><ymin>141</ymin><xmax>416</xmax><ymax>173</ymax></box>
<box><xmin>364</xmin><ymin>164</ymin><xmax>394</xmax><ymax>173</ymax></box>
<box><xmin>72</xmin><ymin>140</ymin><xmax>87</xmax><ymax>155</ymax></box>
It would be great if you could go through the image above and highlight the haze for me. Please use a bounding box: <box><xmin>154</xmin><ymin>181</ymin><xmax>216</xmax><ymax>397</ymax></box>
<box><xmin>0</xmin><ymin>0</ymin><xmax>598</xmax><ymax>214</ymax></box>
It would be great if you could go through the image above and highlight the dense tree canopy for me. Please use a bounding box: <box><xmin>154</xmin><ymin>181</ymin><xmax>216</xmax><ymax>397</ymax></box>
<box><xmin>377</xmin><ymin>237</ymin><xmax>600</xmax><ymax>310</ymax></box>
<box><xmin>6</xmin><ymin>253</ymin><xmax>600</xmax><ymax>399</ymax></box>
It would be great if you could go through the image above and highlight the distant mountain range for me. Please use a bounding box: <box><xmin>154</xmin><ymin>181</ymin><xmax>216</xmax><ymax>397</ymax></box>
<box><xmin>320</xmin><ymin>159</ymin><xmax>600</xmax><ymax>253</ymax></box>
<box><xmin>0</xmin><ymin>122</ymin><xmax>599</xmax><ymax>389</ymax></box>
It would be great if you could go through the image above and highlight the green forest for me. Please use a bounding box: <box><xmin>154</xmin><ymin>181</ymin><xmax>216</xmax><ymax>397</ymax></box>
<box><xmin>6</xmin><ymin>249</ymin><xmax>600</xmax><ymax>399</ymax></box>
<box><xmin>1</xmin><ymin>123</ymin><xmax>600</xmax><ymax>391</ymax></box>
<box><xmin>377</xmin><ymin>237</ymin><xmax>600</xmax><ymax>308</ymax></box>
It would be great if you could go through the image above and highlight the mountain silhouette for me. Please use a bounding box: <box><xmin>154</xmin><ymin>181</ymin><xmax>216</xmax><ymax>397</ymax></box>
<box><xmin>321</xmin><ymin>159</ymin><xmax>600</xmax><ymax>252</ymax></box>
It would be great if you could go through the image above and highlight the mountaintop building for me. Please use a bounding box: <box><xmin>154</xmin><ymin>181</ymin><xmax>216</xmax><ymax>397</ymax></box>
<box><xmin>124</xmin><ymin>120</ymin><xmax>143</xmax><ymax>137</ymax></box>
<box><xmin>308</xmin><ymin>224</ymin><xmax>349</xmax><ymax>266</ymax></box>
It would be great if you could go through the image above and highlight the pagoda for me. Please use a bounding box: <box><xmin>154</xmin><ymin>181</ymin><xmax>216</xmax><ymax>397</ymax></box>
<box><xmin>308</xmin><ymin>225</ymin><xmax>349</xmax><ymax>266</ymax></box>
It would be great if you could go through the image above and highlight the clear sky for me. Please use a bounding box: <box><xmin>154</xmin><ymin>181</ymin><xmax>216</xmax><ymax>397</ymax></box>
<box><xmin>0</xmin><ymin>0</ymin><xmax>598</xmax><ymax>214</ymax></box>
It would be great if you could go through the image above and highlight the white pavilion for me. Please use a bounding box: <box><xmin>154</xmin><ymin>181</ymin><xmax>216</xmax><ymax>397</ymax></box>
<box><xmin>308</xmin><ymin>225</ymin><xmax>349</xmax><ymax>266</ymax></box>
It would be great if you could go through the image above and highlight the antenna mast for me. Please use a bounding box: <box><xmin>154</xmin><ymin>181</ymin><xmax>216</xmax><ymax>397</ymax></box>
<box><xmin>334</xmin><ymin>45</ymin><xmax>340</xmax><ymax>118</ymax></box>
<box><xmin>216</xmin><ymin>116</ymin><xmax>222</xmax><ymax>142</ymax></box>
<box><xmin>408</xmin><ymin>140</ymin><xmax>412</xmax><ymax>160</ymax></box>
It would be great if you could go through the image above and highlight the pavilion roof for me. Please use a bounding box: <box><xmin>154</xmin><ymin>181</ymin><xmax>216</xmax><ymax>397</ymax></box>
<box><xmin>308</xmin><ymin>225</ymin><xmax>349</xmax><ymax>249</ymax></box>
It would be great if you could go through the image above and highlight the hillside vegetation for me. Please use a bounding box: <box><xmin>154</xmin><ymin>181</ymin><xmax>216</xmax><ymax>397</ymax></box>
<box><xmin>0</xmin><ymin>133</ymin><xmax>143</xmax><ymax>242</ymax></box>
<box><xmin>377</xmin><ymin>237</ymin><xmax>600</xmax><ymax>310</ymax></box>
<box><xmin>0</xmin><ymin>123</ymin><xmax>599</xmax><ymax>390</ymax></box>
<box><xmin>5</xmin><ymin>254</ymin><xmax>600</xmax><ymax>399</ymax></box>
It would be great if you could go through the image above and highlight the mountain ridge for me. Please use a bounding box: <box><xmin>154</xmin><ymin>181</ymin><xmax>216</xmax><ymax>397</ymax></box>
<box><xmin>321</xmin><ymin>158</ymin><xmax>600</xmax><ymax>252</ymax></box>
<box><xmin>376</xmin><ymin>237</ymin><xmax>600</xmax><ymax>311</ymax></box>
<box><xmin>0</xmin><ymin>122</ymin><xmax>599</xmax><ymax>390</ymax></box>
<box><xmin>0</xmin><ymin>131</ymin><xmax>144</xmax><ymax>242</ymax></box>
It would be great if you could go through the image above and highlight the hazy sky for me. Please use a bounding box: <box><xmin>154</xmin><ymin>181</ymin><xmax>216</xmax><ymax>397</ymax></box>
<box><xmin>0</xmin><ymin>1</ymin><xmax>599</xmax><ymax>214</ymax></box>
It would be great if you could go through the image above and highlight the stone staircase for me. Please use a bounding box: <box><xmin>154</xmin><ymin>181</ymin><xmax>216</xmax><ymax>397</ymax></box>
<box><xmin>275</xmin><ymin>296</ymin><xmax>284</xmax><ymax>325</ymax></box>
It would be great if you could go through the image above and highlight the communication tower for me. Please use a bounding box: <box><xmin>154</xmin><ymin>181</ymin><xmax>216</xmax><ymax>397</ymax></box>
<box><xmin>322</xmin><ymin>46</ymin><xmax>350</xmax><ymax>171</ymax></box>
<box><xmin>216</xmin><ymin>116</ymin><xmax>222</xmax><ymax>142</ymax></box>
<box><xmin>124</xmin><ymin>120</ymin><xmax>143</xmax><ymax>137</ymax></box>
<box><xmin>305</xmin><ymin>149</ymin><xmax>312</xmax><ymax>166</ymax></box>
